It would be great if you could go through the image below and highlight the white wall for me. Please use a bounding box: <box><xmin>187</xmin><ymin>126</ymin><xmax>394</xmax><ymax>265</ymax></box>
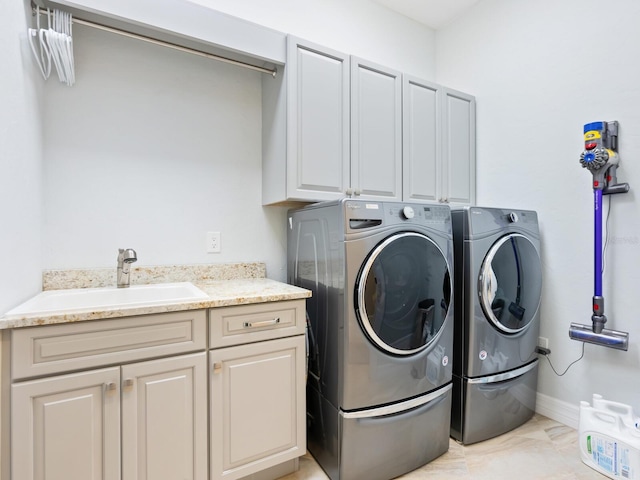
<box><xmin>38</xmin><ymin>1</ymin><xmax>436</xmax><ymax>285</ymax></box>
<box><xmin>0</xmin><ymin>3</ymin><xmax>43</xmax><ymax>314</ymax></box>
<box><xmin>42</xmin><ymin>24</ymin><xmax>289</xmax><ymax>279</ymax></box>
<box><xmin>190</xmin><ymin>0</ymin><xmax>436</xmax><ymax>79</ymax></box>
<box><xmin>437</xmin><ymin>0</ymin><xmax>640</xmax><ymax>419</ymax></box>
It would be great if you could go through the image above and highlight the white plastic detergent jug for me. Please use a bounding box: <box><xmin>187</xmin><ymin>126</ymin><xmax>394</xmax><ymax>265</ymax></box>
<box><xmin>579</xmin><ymin>394</ymin><xmax>640</xmax><ymax>479</ymax></box>
<box><xmin>592</xmin><ymin>394</ymin><xmax>640</xmax><ymax>430</ymax></box>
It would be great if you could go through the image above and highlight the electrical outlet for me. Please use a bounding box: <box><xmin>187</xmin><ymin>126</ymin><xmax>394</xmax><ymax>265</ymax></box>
<box><xmin>537</xmin><ymin>336</ymin><xmax>549</xmax><ymax>349</ymax></box>
<box><xmin>206</xmin><ymin>232</ymin><xmax>221</xmax><ymax>253</ymax></box>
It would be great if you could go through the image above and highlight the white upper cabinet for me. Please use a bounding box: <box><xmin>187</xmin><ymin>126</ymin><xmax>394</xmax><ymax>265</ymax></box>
<box><xmin>442</xmin><ymin>87</ymin><xmax>476</xmax><ymax>205</ymax></box>
<box><xmin>402</xmin><ymin>75</ymin><xmax>441</xmax><ymax>203</ymax></box>
<box><xmin>351</xmin><ymin>57</ymin><xmax>403</xmax><ymax>201</ymax></box>
<box><xmin>289</xmin><ymin>43</ymin><xmax>349</xmax><ymax>199</ymax></box>
<box><xmin>289</xmin><ymin>38</ymin><xmax>351</xmax><ymax>201</ymax></box>
<box><xmin>263</xmin><ymin>37</ymin><xmax>350</xmax><ymax>204</ymax></box>
<box><xmin>263</xmin><ymin>36</ymin><xmax>476</xmax><ymax>206</ymax></box>
<box><xmin>262</xmin><ymin>38</ymin><xmax>404</xmax><ymax>205</ymax></box>
<box><xmin>403</xmin><ymin>78</ymin><xmax>476</xmax><ymax>205</ymax></box>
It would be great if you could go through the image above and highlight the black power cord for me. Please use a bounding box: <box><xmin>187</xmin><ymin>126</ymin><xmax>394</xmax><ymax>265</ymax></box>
<box><xmin>536</xmin><ymin>342</ymin><xmax>585</xmax><ymax>376</ymax></box>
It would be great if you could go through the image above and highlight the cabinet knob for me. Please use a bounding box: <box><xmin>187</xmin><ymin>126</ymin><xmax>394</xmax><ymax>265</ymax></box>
<box><xmin>346</xmin><ymin>188</ymin><xmax>353</xmax><ymax>196</ymax></box>
<box><xmin>354</xmin><ymin>189</ymin><xmax>361</xmax><ymax>196</ymax></box>
<box><xmin>105</xmin><ymin>382</ymin><xmax>117</xmax><ymax>392</ymax></box>
<box><xmin>123</xmin><ymin>378</ymin><xmax>134</xmax><ymax>389</ymax></box>
<box><xmin>213</xmin><ymin>362</ymin><xmax>222</xmax><ymax>374</ymax></box>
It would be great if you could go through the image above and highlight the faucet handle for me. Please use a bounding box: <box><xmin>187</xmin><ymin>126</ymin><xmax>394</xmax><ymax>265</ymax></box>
<box><xmin>118</xmin><ymin>248</ymin><xmax>137</xmax><ymax>263</ymax></box>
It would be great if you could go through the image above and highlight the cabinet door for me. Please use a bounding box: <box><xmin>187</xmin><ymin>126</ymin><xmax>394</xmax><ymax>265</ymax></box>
<box><xmin>351</xmin><ymin>57</ymin><xmax>402</xmax><ymax>201</ymax></box>
<box><xmin>286</xmin><ymin>37</ymin><xmax>350</xmax><ymax>201</ymax></box>
<box><xmin>210</xmin><ymin>335</ymin><xmax>306</xmax><ymax>480</ymax></box>
<box><xmin>122</xmin><ymin>352</ymin><xmax>207</xmax><ymax>480</ymax></box>
<box><xmin>402</xmin><ymin>75</ymin><xmax>441</xmax><ymax>203</ymax></box>
<box><xmin>442</xmin><ymin>87</ymin><xmax>476</xmax><ymax>205</ymax></box>
<box><xmin>12</xmin><ymin>367</ymin><xmax>121</xmax><ymax>480</ymax></box>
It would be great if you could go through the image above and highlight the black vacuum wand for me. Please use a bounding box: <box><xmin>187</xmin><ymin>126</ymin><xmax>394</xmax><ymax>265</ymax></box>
<box><xmin>569</xmin><ymin>121</ymin><xmax>630</xmax><ymax>351</ymax></box>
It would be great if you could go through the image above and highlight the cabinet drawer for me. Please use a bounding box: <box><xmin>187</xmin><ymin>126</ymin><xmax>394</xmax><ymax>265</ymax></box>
<box><xmin>11</xmin><ymin>310</ymin><xmax>207</xmax><ymax>380</ymax></box>
<box><xmin>209</xmin><ymin>300</ymin><xmax>305</xmax><ymax>348</ymax></box>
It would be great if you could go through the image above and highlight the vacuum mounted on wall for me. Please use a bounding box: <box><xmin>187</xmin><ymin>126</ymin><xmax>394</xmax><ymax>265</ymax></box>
<box><xmin>569</xmin><ymin>121</ymin><xmax>630</xmax><ymax>351</ymax></box>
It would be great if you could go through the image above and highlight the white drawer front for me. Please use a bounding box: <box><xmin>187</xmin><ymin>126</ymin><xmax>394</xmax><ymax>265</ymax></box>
<box><xmin>12</xmin><ymin>310</ymin><xmax>207</xmax><ymax>380</ymax></box>
<box><xmin>209</xmin><ymin>300</ymin><xmax>305</xmax><ymax>348</ymax></box>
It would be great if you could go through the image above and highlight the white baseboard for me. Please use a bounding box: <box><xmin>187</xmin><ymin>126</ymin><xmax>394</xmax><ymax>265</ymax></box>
<box><xmin>536</xmin><ymin>392</ymin><xmax>580</xmax><ymax>429</ymax></box>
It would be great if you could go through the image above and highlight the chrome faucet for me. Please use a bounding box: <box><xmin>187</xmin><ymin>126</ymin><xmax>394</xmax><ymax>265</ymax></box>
<box><xmin>117</xmin><ymin>248</ymin><xmax>137</xmax><ymax>288</ymax></box>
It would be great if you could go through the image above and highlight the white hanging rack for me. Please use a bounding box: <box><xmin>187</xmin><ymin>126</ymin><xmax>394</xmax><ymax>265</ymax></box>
<box><xmin>33</xmin><ymin>5</ymin><xmax>278</xmax><ymax>77</ymax></box>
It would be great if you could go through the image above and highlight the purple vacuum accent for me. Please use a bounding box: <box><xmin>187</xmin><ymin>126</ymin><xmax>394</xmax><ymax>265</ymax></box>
<box><xmin>569</xmin><ymin>120</ymin><xmax>629</xmax><ymax>350</ymax></box>
<box><xmin>594</xmin><ymin>189</ymin><xmax>603</xmax><ymax>297</ymax></box>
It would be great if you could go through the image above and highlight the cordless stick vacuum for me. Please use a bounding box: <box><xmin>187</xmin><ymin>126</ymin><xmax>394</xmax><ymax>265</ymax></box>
<box><xmin>569</xmin><ymin>121</ymin><xmax>630</xmax><ymax>351</ymax></box>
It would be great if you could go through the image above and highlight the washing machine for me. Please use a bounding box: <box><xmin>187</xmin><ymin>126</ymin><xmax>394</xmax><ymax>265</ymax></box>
<box><xmin>288</xmin><ymin>199</ymin><xmax>454</xmax><ymax>480</ymax></box>
<box><xmin>450</xmin><ymin>206</ymin><xmax>542</xmax><ymax>445</ymax></box>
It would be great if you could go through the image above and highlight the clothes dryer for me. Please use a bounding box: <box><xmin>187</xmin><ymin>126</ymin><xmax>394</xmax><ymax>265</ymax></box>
<box><xmin>288</xmin><ymin>199</ymin><xmax>454</xmax><ymax>480</ymax></box>
<box><xmin>451</xmin><ymin>206</ymin><xmax>542</xmax><ymax>445</ymax></box>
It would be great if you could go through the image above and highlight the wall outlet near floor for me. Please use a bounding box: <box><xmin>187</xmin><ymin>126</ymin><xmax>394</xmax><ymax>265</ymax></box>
<box><xmin>206</xmin><ymin>231</ymin><xmax>221</xmax><ymax>253</ymax></box>
<box><xmin>537</xmin><ymin>336</ymin><xmax>549</xmax><ymax>349</ymax></box>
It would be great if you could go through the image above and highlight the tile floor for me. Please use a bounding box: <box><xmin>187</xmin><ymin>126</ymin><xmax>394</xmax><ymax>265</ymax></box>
<box><xmin>280</xmin><ymin>414</ymin><xmax>606</xmax><ymax>479</ymax></box>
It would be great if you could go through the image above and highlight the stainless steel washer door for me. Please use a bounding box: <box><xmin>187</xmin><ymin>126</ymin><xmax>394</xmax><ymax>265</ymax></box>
<box><xmin>478</xmin><ymin>233</ymin><xmax>542</xmax><ymax>334</ymax></box>
<box><xmin>356</xmin><ymin>232</ymin><xmax>451</xmax><ymax>356</ymax></box>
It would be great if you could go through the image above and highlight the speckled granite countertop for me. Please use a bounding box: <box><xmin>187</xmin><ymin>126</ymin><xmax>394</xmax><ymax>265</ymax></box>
<box><xmin>0</xmin><ymin>263</ymin><xmax>311</xmax><ymax>330</ymax></box>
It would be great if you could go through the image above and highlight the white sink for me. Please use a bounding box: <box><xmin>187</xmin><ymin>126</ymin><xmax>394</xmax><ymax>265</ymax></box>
<box><xmin>4</xmin><ymin>282</ymin><xmax>209</xmax><ymax>317</ymax></box>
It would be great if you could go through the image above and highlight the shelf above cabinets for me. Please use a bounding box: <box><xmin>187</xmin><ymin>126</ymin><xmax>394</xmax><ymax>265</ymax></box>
<box><xmin>32</xmin><ymin>0</ymin><xmax>287</xmax><ymax>72</ymax></box>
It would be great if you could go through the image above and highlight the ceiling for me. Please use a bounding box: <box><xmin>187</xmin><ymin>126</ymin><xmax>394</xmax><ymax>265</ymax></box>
<box><xmin>373</xmin><ymin>0</ymin><xmax>481</xmax><ymax>29</ymax></box>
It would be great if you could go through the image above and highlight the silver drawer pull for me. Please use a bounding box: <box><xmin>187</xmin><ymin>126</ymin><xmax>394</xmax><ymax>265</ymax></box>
<box><xmin>243</xmin><ymin>318</ymin><xmax>280</xmax><ymax>328</ymax></box>
<box><xmin>123</xmin><ymin>379</ymin><xmax>134</xmax><ymax>389</ymax></box>
<box><xmin>105</xmin><ymin>382</ymin><xmax>117</xmax><ymax>392</ymax></box>
<box><xmin>213</xmin><ymin>362</ymin><xmax>222</xmax><ymax>374</ymax></box>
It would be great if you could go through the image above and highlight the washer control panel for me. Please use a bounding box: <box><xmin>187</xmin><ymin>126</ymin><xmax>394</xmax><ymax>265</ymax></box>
<box><xmin>388</xmin><ymin>204</ymin><xmax>450</xmax><ymax>225</ymax></box>
<box><xmin>344</xmin><ymin>201</ymin><xmax>451</xmax><ymax>230</ymax></box>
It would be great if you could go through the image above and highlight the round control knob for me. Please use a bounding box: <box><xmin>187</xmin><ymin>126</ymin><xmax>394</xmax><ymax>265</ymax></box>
<box><xmin>402</xmin><ymin>206</ymin><xmax>415</xmax><ymax>219</ymax></box>
<box><xmin>508</xmin><ymin>212</ymin><xmax>519</xmax><ymax>223</ymax></box>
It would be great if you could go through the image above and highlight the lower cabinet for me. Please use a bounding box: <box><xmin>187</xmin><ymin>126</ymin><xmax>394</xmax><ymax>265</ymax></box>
<box><xmin>210</xmin><ymin>335</ymin><xmax>306</xmax><ymax>480</ymax></box>
<box><xmin>7</xmin><ymin>302</ymin><xmax>306</xmax><ymax>480</ymax></box>
<box><xmin>11</xmin><ymin>352</ymin><xmax>207</xmax><ymax>480</ymax></box>
<box><xmin>12</xmin><ymin>367</ymin><xmax>121</xmax><ymax>480</ymax></box>
<box><xmin>121</xmin><ymin>353</ymin><xmax>208</xmax><ymax>480</ymax></box>
<box><xmin>208</xmin><ymin>301</ymin><xmax>307</xmax><ymax>480</ymax></box>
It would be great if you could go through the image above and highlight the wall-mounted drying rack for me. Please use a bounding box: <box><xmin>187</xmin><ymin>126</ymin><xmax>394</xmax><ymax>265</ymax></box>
<box><xmin>31</xmin><ymin>0</ymin><xmax>285</xmax><ymax>78</ymax></box>
<box><xmin>58</xmin><ymin>14</ymin><xmax>279</xmax><ymax>77</ymax></box>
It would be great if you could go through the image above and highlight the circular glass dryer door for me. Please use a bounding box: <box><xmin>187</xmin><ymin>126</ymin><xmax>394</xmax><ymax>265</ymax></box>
<box><xmin>478</xmin><ymin>233</ymin><xmax>542</xmax><ymax>334</ymax></box>
<box><xmin>356</xmin><ymin>232</ymin><xmax>451</xmax><ymax>356</ymax></box>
